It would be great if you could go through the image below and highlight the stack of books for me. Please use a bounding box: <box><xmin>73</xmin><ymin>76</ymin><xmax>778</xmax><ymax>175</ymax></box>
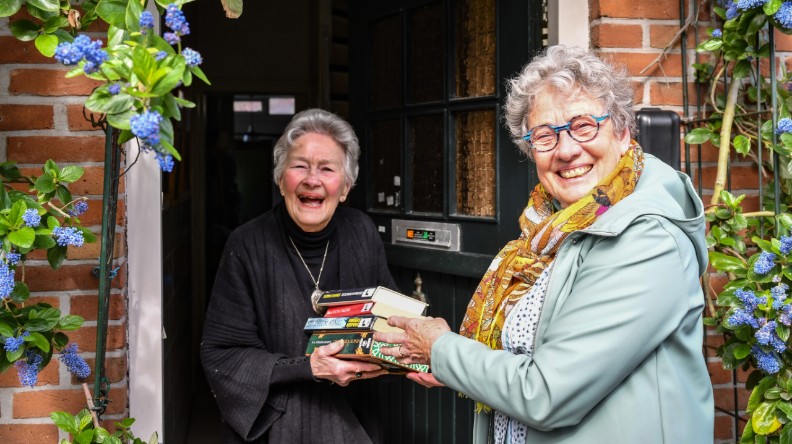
<box><xmin>304</xmin><ymin>286</ymin><xmax>430</xmax><ymax>373</ymax></box>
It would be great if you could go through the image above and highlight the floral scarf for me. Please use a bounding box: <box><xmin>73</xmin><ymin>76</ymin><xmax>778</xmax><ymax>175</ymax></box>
<box><xmin>459</xmin><ymin>141</ymin><xmax>644</xmax><ymax>363</ymax></box>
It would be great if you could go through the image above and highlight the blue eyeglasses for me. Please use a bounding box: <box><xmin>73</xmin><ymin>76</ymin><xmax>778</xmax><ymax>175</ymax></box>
<box><xmin>522</xmin><ymin>114</ymin><xmax>610</xmax><ymax>152</ymax></box>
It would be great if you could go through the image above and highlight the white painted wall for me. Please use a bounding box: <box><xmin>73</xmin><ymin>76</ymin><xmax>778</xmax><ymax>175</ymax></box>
<box><xmin>548</xmin><ymin>0</ymin><xmax>591</xmax><ymax>48</ymax></box>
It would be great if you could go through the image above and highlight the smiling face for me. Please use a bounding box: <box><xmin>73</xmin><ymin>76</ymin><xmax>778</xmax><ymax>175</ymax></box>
<box><xmin>528</xmin><ymin>89</ymin><xmax>630</xmax><ymax>208</ymax></box>
<box><xmin>279</xmin><ymin>132</ymin><xmax>350</xmax><ymax>232</ymax></box>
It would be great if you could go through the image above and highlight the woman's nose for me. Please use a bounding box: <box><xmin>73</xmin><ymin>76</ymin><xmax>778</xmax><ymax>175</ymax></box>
<box><xmin>554</xmin><ymin>130</ymin><xmax>582</xmax><ymax>159</ymax></box>
<box><xmin>303</xmin><ymin>168</ymin><xmax>321</xmax><ymax>185</ymax></box>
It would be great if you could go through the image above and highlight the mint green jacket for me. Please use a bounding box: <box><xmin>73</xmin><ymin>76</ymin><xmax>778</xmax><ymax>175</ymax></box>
<box><xmin>431</xmin><ymin>155</ymin><xmax>714</xmax><ymax>443</ymax></box>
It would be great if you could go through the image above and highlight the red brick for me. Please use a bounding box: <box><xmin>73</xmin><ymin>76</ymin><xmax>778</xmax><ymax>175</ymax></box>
<box><xmin>649</xmin><ymin>24</ymin><xmax>709</xmax><ymax>49</ymax></box>
<box><xmin>0</xmin><ymin>356</ymin><xmax>59</xmax><ymax>387</ymax></box>
<box><xmin>648</xmin><ymin>81</ymin><xmax>699</xmax><ymax>106</ymax></box>
<box><xmin>71</xmin><ymin>293</ymin><xmax>125</xmax><ymax>321</ymax></box>
<box><xmin>19</xmin><ymin>166</ymin><xmax>126</xmax><ymax>196</ymax></box>
<box><xmin>67</xmin><ymin>105</ymin><xmax>108</xmax><ymax>131</ymax></box>
<box><xmin>9</xmin><ymin>69</ymin><xmax>101</xmax><ymax>97</ymax></box>
<box><xmin>7</xmin><ymin>136</ymin><xmax>106</xmax><ymax>163</ymax></box>
<box><xmin>25</xmin><ymin>264</ymin><xmax>100</xmax><ymax>292</ymax></box>
<box><xmin>714</xmin><ymin>414</ymin><xmax>737</xmax><ymax>440</ymax></box>
<box><xmin>24</xmin><ymin>228</ymin><xmax>123</xmax><ymax>262</ymax></box>
<box><xmin>775</xmin><ymin>29</ymin><xmax>792</xmax><ymax>52</ymax></box>
<box><xmin>714</xmin><ymin>385</ymin><xmax>750</xmax><ymax>411</ymax></box>
<box><xmin>632</xmin><ymin>81</ymin><xmax>644</xmax><ymax>105</ymax></box>
<box><xmin>691</xmin><ymin>164</ymin><xmax>763</xmax><ymax>191</ymax></box>
<box><xmin>0</xmin><ymin>36</ymin><xmax>56</xmax><ymax>64</ymax></box>
<box><xmin>0</xmin><ymin>424</ymin><xmax>59</xmax><ymax>443</ymax></box>
<box><xmin>708</xmin><ymin>361</ymin><xmax>732</xmax><ymax>385</ymax></box>
<box><xmin>13</xmin><ymin>386</ymin><xmax>127</xmax><ymax>417</ymax></box>
<box><xmin>80</xmin><ymin>355</ymin><xmax>127</xmax><ymax>384</ymax></box>
<box><xmin>69</xmin><ymin>325</ymin><xmax>126</xmax><ymax>352</ymax></box>
<box><xmin>0</xmin><ymin>105</ymin><xmax>54</xmax><ymax>131</ymax></box>
<box><xmin>591</xmin><ymin>23</ymin><xmax>642</xmax><ymax>48</ymax></box>
<box><xmin>600</xmin><ymin>51</ymin><xmax>683</xmax><ymax>77</ymax></box>
<box><xmin>599</xmin><ymin>0</ymin><xmax>681</xmax><ymax>20</ymax></box>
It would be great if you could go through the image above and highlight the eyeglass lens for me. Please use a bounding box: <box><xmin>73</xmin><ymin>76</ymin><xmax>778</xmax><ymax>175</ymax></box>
<box><xmin>530</xmin><ymin>115</ymin><xmax>602</xmax><ymax>152</ymax></box>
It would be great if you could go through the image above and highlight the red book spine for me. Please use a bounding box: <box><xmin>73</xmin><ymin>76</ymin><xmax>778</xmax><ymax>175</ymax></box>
<box><xmin>324</xmin><ymin>302</ymin><xmax>375</xmax><ymax>318</ymax></box>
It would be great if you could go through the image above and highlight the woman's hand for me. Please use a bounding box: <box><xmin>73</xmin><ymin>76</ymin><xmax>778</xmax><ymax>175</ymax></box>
<box><xmin>406</xmin><ymin>372</ymin><xmax>445</xmax><ymax>388</ymax></box>
<box><xmin>310</xmin><ymin>340</ymin><xmax>388</xmax><ymax>386</ymax></box>
<box><xmin>374</xmin><ymin>316</ymin><xmax>451</xmax><ymax>365</ymax></box>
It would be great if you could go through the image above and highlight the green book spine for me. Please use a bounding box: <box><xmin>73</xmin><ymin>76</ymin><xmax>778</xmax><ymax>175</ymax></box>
<box><xmin>305</xmin><ymin>332</ymin><xmax>429</xmax><ymax>373</ymax></box>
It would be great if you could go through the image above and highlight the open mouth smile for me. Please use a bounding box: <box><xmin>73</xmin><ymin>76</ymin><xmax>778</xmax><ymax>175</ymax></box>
<box><xmin>559</xmin><ymin>165</ymin><xmax>592</xmax><ymax>179</ymax></box>
<box><xmin>298</xmin><ymin>194</ymin><xmax>325</xmax><ymax>207</ymax></box>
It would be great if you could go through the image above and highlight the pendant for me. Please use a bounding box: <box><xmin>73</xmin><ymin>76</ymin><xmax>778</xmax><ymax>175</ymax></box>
<box><xmin>311</xmin><ymin>288</ymin><xmax>327</xmax><ymax>316</ymax></box>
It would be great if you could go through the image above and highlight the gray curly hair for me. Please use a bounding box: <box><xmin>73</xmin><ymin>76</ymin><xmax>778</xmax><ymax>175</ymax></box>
<box><xmin>272</xmin><ymin>108</ymin><xmax>360</xmax><ymax>187</ymax></box>
<box><xmin>504</xmin><ymin>45</ymin><xmax>636</xmax><ymax>157</ymax></box>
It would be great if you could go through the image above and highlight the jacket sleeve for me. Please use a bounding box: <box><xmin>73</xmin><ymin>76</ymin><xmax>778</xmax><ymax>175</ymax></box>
<box><xmin>430</xmin><ymin>216</ymin><xmax>701</xmax><ymax>430</ymax></box>
<box><xmin>200</xmin><ymin>235</ymin><xmax>311</xmax><ymax>441</ymax></box>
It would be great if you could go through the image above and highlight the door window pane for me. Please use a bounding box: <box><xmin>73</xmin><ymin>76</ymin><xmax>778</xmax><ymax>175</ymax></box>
<box><xmin>409</xmin><ymin>114</ymin><xmax>444</xmax><ymax>214</ymax></box>
<box><xmin>407</xmin><ymin>3</ymin><xmax>444</xmax><ymax>104</ymax></box>
<box><xmin>368</xmin><ymin>119</ymin><xmax>402</xmax><ymax>211</ymax></box>
<box><xmin>368</xmin><ymin>15</ymin><xmax>403</xmax><ymax>110</ymax></box>
<box><xmin>455</xmin><ymin>109</ymin><xmax>496</xmax><ymax>217</ymax></box>
<box><xmin>455</xmin><ymin>0</ymin><xmax>496</xmax><ymax>98</ymax></box>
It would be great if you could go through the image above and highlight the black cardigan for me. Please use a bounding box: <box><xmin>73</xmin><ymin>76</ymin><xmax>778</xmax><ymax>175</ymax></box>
<box><xmin>200</xmin><ymin>204</ymin><xmax>397</xmax><ymax>443</ymax></box>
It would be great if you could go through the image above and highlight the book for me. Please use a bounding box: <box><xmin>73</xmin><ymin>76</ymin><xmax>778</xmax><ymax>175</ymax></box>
<box><xmin>303</xmin><ymin>315</ymin><xmax>403</xmax><ymax>334</ymax></box>
<box><xmin>316</xmin><ymin>286</ymin><xmax>428</xmax><ymax>318</ymax></box>
<box><xmin>315</xmin><ymin>287</ymin><xmax>378</xmax><ymax>307</ymax></box>
<box><xmin>324</xmin><ymin>302</ymin><xmax>375</xmax><ymax>318</ymax></box>
<box><xmin>305</xmin><ymin>331</ymin><xmax>430</xmax><ymax>373</ymax></box>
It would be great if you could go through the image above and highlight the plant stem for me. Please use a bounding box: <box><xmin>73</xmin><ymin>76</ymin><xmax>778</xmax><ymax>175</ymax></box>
<box><xmin>711</xmin><ymin>74</ymin><xmax>742</xmax><ymax>206</ymax></box>
<box><xmin>81</xmin><ymin>382</ymin><xmax>100</xmax><ymax>429</ymax></box>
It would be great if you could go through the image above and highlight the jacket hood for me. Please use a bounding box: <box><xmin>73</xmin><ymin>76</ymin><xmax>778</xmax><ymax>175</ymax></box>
<box><xmin>580</xmin><ymin>154</ymin><xmax>708</xmax><ymax>275</ymax></box>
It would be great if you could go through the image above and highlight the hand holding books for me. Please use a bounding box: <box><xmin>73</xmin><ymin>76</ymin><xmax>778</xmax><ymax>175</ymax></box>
<box><xmin>373</xmin><ymin>315</ymin><xmax>452</xmax><ymax>384</ymax></box>
<box><xmin>309</xmin><ymin>339</ymin><xmax>388</xmax><ymax>386</ymax></box>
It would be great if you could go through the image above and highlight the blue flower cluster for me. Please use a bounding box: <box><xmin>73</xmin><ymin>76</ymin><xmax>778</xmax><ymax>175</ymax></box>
<box><xmin>3</xmin><ymin>331</ymin><xmax>28</xmax><ymax>353</ymax></box>
<box><xmin>60</xmin><ymin>343</ymin><xmax>91</xmax><ymax>379</ymax></box>
<box><xmin>776</xmin><ymin>117</ymin><xmax>792</xmax><ymax>135</ymax></box>
<box><xmin>772</xmin><ymin>283</ymin><xmax>789</xmax><ymax>309</ymax></box>
<box><xmin>729</xmin><ymin>308</ymin><xmax>760</xmax><ymax>328</ymax></box>
<box><xmin>182</xmin><ymin>47</ymin><xmax>203</xmax><ymax>67</ymax></box>
<box><xmin>6</xmin><ymin>252</ymin><xmax>21</xmax><ymax>265</ymax></box>
<box><xmin>756</xmin><ymin>320</ymin><xmax>787</xmax><ymax>352</ymax></box>
<box><xmin>15</xmin><ymin>351</ymin><xmax>42</xmax><ymax>387</ymax></box>
<box><xmin>781</xmin><ymin>235</ymin><xmax>792</xmax><ymax>255</ymax></box>
<box><xmin>736</xmin><ymin>0</ymin><xmax>768</xmax><ymax>9</ymax></box>
<box><xmin>712</xmin><ymin>29</ymin><xmax>723</xmax><ymax>38</ymax></box>
<box><xmin>108</xmin><ymin>83</ymin><xmax>121</xmax><ymax>95</ymax></box>
<box><xmin>157</xmin><ymin>152</ymin><xmax>175</xmax><ymax>172</ymax></box>
<box><xmin>139</xmin><ymin>11</ymin><xmax>155</xmax><ymax>30</ymax></box>
<box><xmin>156</xmin><ymin>51</ymin><xmax>168</xmax><ymax>61</ymax></box>
<box><xmin>68</xmin><ymin>200</ymin><xmax>89</xmax><ymax>217</ymax></box>
<box><xmin>52</xmin><ymin>226</ymin><xmax>85</xmax><ymax>247</ymax></box>
<box><xmin>726</xmin><ymin>3</ymin><xmax>740</xmax><ymax>19</ymax></box>
<box><xmin>130</xmin><ymin>110</ymin><xmax>163</xmax><ymax>147</ymax></box>
<box><xmin>754</xmin><ymin>251</ymin><xmax>776</xmax><ymax>274</ymax></box>
<box><xmin>776</xmin><ymin>2</ymin><xmax>792</xmax><ymax>28</ymax></box>
<box><xmin>53</xmin><ymin>35</ymin><xmax>108</xmax><ymax>75</ymax></box>
<box><xmin>0</xmin><ymin>261</ymin><xmax>15</xmax><ymax>300</ymax></box>
<box><xmin>164</xmin><ymin>4</ymin><xmax>190</xmax><ymax>45</ymax></box>
<box><xmin>752</xmin><ymin>345</ymin><xmax>781</xmax><ymax>374</ymax></box>
<box><xmin>22</xmin><ymin>209</ymin><xmax>40</xmax><ymax>227</ymax></box>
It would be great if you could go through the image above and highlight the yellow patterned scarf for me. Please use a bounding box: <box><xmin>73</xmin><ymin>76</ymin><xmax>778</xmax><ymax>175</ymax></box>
<box><xmin>459</xmin><ymin>142</ymin><xmax>644</xmax><ymax>355</ymax></box>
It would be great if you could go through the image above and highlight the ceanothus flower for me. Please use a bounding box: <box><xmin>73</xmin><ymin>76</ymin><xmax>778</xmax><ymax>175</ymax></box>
<box><xmin>737</xmin><ymin>0</ymin><xmax>768</xmax><ymax>10</ymax></box>
<box><xmin>754</xmin><ymin>252</ymin><xmax>777</xmax><ymax>275</ymax></box>
<box><xmin>108</xmin><ymin>83</ymin><xmax>121</xmax><ymax>95</ymax></box>
<box><xmin>772</xmin><ymin>283</ymin><xmax>789</xmax><ymax>309</ymax></box>
<box><xmin>139</xmin><ymin>11</ymin><xmax>155</xmax><ymax>30</ymax></box>
<box><xmin>0</xmin><ymin>261</ymin><xmax>15</xmax><ymax>300</ymax></box>
<box><xmin>52</xmin><ymin>226</ymin><xmax>84</xmax><ymax>247</ymax></box>
<box><xmin>53</xmin><ymin>34</ymin><xmax>108</xmax><ymax>75</ymax></box>
<box><xmin>182</xmin><ymin>48</ymin><xmax>202</xmax><ymax>67</ymax></box>
<box><xmin>155</xmin><ymin>51</ymin><xmax>168</xmax><ymax>61</ymax></box>
<box><xmin>22</xmin><ymin>209</ymin><xmax>40</xmax><ymax>227</ymax></box>
<box><xmin>777</xmin><ymin>117</ymin><xmax>792</xmax><ymax>135</ymax></box>
<box><xmin>60</xmin><ymin>343</ymin><xmax>91</xmax><ymax>379</ymax></box>
<box><xmin>3</xmin><ymin>331</ymin><xmax>28</xmax><ymax>353</ymax></box>
<box><xmin>712</xmin><ymin>29</ymin><xmax>723</xmax><ymax>38</ymax></box>
<box><xmin>728</xmin><ymin>308</ymin><xmax>760</xmax><ymax>328</ymax></box>
<box><xmin>780</xmin><ymin>235</ymin><xmax>792</xmax><ymax>255</ymax></box>
<box><xmin>68</xmin><ymin>200</ymin><xmax>89</xmax><ymax>217</ymax></box>
<box><xmin>736</xmin><ymin>288</ymin><xmax>761</xmax><ymax>312</ymax></box>
<box><xmin>6</xmin><ymin>252</ymin><xmax>21</xmax><ymax>266</ymax></box>
<box><xmin>130</xmin><ymin>110</ymin><xmax>163</xmax><ymax>147</ymax></box>
<box><xmin>164</xmin><ymin>32</ymin><xmax>180</xmax><ymax>45</ymax></box>
<box><xmin>726</xmin><ymin>3</ymin><xmax>740</xmax><ymax>19</ymax></box>
<box><xmin>752</xmin><ymin>346</ymin><xmax>781</xmax><ymax>374</ymax></box>
<box><xmin>165</xmin><ymin>4</ymin><xmax>190</xmax><ymax>36</ymax></box>
<box><xmin>780</xmin><ymin>304</ymin><xmax>792</xmax><ymax>326</ymax></box>
<box><xmin>15</xmin><ymin>351</ymin><xmax>42</xmax><ymax>387</ymax></box>
<box><xmin>776</xmin><ymin>2</ymin><xmax>792</xmax><ymax>29</ymax></box>
<box><xmin>157</xmin><ymin>152</ymin><xmax>175</xmax><ymax>172</ymax></box>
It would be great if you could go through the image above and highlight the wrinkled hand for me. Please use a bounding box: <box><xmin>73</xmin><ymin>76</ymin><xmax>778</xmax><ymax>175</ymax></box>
<box><xmin>406</xmin><ymin>371</ymin><xmax>445</xmax><ymax>388</ymax></box>
<box><xmin>373</xmin><ymin>316</ymin><xmax>451</xmax><ymax>365</ymax></box>
<box><xmin>310</xmin><ymin>340</ymin><xmax>387</xmax><ymax>386</ymax></box>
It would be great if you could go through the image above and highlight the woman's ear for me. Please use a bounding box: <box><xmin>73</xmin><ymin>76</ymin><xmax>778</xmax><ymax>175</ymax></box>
<box><xmin>618</xmin><ymin>128</ymin><xmax>631</xmax><ymax>154</ymax></box>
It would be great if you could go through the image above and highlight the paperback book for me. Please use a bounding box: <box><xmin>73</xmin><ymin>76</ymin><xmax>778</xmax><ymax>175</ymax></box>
<box><xmin>305</xmin><ymin>331</ymin><xmax>429</xmax><ymax>373</ymax></box>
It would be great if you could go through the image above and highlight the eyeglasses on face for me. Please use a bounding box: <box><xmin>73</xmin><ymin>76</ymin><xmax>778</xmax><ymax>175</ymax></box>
<box><xmin>522</xmin><ymin>114</ymin><xmax>610</xmax><ymax>152</ymax></box>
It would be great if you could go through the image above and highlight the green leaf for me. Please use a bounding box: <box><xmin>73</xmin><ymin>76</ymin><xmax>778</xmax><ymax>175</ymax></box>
<box><xmin>10</xmin><ymin>281</ymin><xmax>29</xmax><ymax>304</ymax></box>
<box><xmin>150</xmin><ymin>58</ymin><xmax>186</xmax><ymax>96</ymax></box>
<box><xmin>58</xmin><ymin>315</ymin><xmax>84</xmax><ymax>331</ymax></box>
<box><xmin>85</xmin><ymin>89</ymin><xmax>134</xmax><ymax>115</ymax></box>
<box><xmin>125</xmin><ymin>0</ymin><xmax>144</xmax><ymax>32</ymax></box>
<box><xmin>685</xmin><ymin>127</ymin><xmax>712</xmax><ymax>144</ymax></box>
<box><xmin>42</xmin><ymin>15</ymin><xmax>68</xmax><ymax>34</ymax></box>
<box><xmin>753</xmin><ymin>401</ymin><xmax>782</xmax><ymax>434</ymax></box>
<box><xmin>709</xmin><ymin>251</ymin><xmax>746</xmax><ymax>273</ymax></box>
<box><xmin>0</xmin><ymin>0</ymin><xmax>22</xmax><ymax>17</ymax></box>
<box><xmin>733</xmin><ymin>60</ymin><xmax>752</xmax><ymax>79</ymax></box>
<box><xmin>32</xmin><ymin>234</ymin><xmax>56</xmax><ymax>250</ymax></box>
<box><xmin>747</xmin><ymin>12</ymin><xmax>768</xmax><ymax>35</ymax></box>
<box><xmin>220</xmin><ymin>0</ymin><xmax>243</xmax><ymax>17</ymax></box>
<box><xmin>59</xmin><ymin>165</ymin><xmax>84</xmax><ymax>183</ymax></box>
<box><xmin>9</xmin><ymin>227</ymin><xmax>35</xmax><ymax>249</ymax></box>
<box><xmin>52</xmin><ymin>332</ymin><xmax>68</xmax><ymax>349</ymax></box>
<box><xmin>10</xmin><ymin>19</ymin><xmax>40</xmax><ymax>42</ymax></box>
<box><xmin>697</xmin><ymin>39</ymin><xmax>723</xmax><ymax>52</ymax></box>
<box><xmin>779</xmin><ymin>402</ymin><xmax>792</xmax><ymax>421</ymax></box>
<box><xmin>25</xmin><ymin>0</ymin><xmax>59</xmax><ymax>12</ymax></box>
<box><xmin>25</xmin><ymin>308</ymin><xmax>60</xmax><ymax>332</ymax></box>
<box><xmin>34</xmin><ymin>173</ymin><xmax>56</xmax><ymax>194</ymax></box>
<box><xmin>173</xmin><ymin>95</ymin><xmax>196</xmax><ymax>108</ymax></box>
<box><xmin>765</xmin><ymin>0</ymin><xmax>783</xmax><ymax>15</ymax></box>
<box><xmin>75</xmin><ymin>429</ymin><xmax>95</xmax><ymax>444</ymax></box>
<box><xmin>733</xmin><ymin>134</ymin><xmax>751</xmax><ymax>155</ymax></box>
<box><xmin>96</xmin><ymin>0</ymin><xmax>128</xmax><ymax>29</ymax></box>
<box><xmin>0</xmin><ymin>322</ymin><xmax>14</xmax><ymax>338</ymax></box>
<box><xmin>734</xmin><ymin>343</ymin><xmax>752</xmax><ymax>359</ymax></box>
<box><xmin>55</xmin><ymin>186</ymin><xmax>73</xmax><ymax>210</ymax></box>
<box><xmin>6</xmin><ymin>346</ymin><xmax>24</xmax><ymax>363</ymax></box>
<box><xmin>25</xmin><ymin>2</ymin><xmax>58</xmax><ymax>21</ymax></box>
<box><xmin>132</xmin><ymin>46</ymin><xmax>157</xmax><ymax>88</ymax></box>
<box><xmin>47</xmin><ymin>245</ymin><xmax>67</xmax><ymax>270</ymax></box>
<box><xmin>748</xmin><ymin>376</ymin><xmax>778</xmax><ymax>413</ymax></box>
<box><xmin>191</xmin><ymin>66</ymin><xmax>211</xmax><ymax>85</ymax></box>
<box><xmin>107</xmin><ymin>109</ymin><xmax>137</xmax><ymax>131</ymax></box>
<box><xmin>79</xmin><ymin>227</ymin><xmax>97</xmax><ymax>244</ymax></box>
<box><xmin>51</xmin><ymin>411</ymin><xmax>79</xmax><ymax>435</ymax></box>
<box><xmin>148</xmin><ymin>431</ymin><xmax>159</xmax><ymax>444</ymax></box>
<box><xmin>34</xmin><ymin>33</ymin><xmax>59</xmax><ymax>57</ymax></box>
<box><xmin>24</xmin><ymin>331</ymin><xmax>50</xmax><ymax>353</ymax></box>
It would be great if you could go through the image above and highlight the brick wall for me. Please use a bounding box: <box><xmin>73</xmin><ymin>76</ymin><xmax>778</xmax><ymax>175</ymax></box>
<box><xmin>591</xmin><ymin>1</ymin><xmax>792</xmax><ymax>442</ymax></box>
<box><xmin>0</xmin><ymin>13</ymin><xmax>128</xmax><ymax>444</ymax></box>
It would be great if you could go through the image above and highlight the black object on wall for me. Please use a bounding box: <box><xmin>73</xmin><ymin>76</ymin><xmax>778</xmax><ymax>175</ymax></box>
<box><xmin>635</xmin><ymin>107</ymin><xmax>681</xmax><ymax>169</ymax></box>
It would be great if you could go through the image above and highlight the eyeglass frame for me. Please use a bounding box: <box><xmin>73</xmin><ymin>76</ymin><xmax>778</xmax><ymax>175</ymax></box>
<box><xmin>522</xmin><ymin>114</ymin><xmax>611</xmax><ymax>152</ymax></box>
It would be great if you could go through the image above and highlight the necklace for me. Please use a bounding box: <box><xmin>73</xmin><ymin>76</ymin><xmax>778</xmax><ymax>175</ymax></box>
<box><xmin>289</xmin><ymin>236</ymin><xmax>330</xmax><ymax>315</ymax></box>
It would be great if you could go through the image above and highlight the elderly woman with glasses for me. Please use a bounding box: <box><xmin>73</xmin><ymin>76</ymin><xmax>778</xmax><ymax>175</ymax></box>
<box><xmin>375</xmin><ymin>46</ymin><xmax>714</xmax><ymax>443</ymax></box>
<box><xmin>201</xmin><ymin>109</ymin><xmax>396</xmax><ymax>443</ymax></box>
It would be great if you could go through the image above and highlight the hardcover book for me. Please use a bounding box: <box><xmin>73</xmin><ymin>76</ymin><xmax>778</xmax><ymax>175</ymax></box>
<box><xmin>304</xmin><ymin>315</ymin><xmax>377</xmax><ymax>332</ymax></box>
<box><xmin>305</xmin><ymin>331</ymin><xmax>430</xmax><ymax>373</ymax></box>
<box><xmin>324</xmin><ymin>302</ymin><xmax>375</xmax><ymax>318</ymax></box>
<box><xmin>316</xmin><ymin>287</ymin><xmax>428</xmax><ymax>318</ymax></box>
